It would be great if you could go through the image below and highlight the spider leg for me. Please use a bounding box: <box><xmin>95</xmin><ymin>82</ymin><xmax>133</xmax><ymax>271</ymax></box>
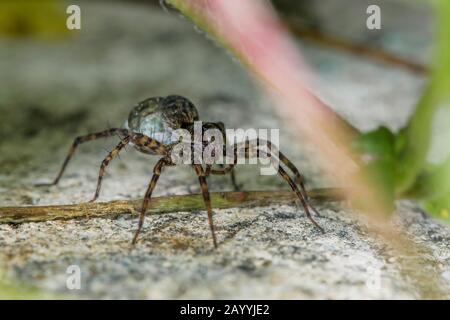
<box><xmin>230</xmin><ymin>170</ymin><xmax>240</xmax><ymax>191</ymax></box>
<box><xmin>277</xmin><ymin>164</ymin><xmax>324</xmax><ymax>233</ymax></box>
<box><xmin>132</xmin><ymin>158</ymin><xmax>166</xmax><ymax>245</ymax></box>
<box><xmin>276</xmin><ymin>151</ymin><xmax>321</xmax><ymax>216</ymax></box>
<box><xmin>209</xmin><ymin>164</ymin><xmax>235</xmax><ymax>175</ymax></box>
<box><xmin>228</xmin><ymin>139</ymin><xmax>323</xmax><ymax>231</ymax></box>
<box><xmin>131</xmin><ymin>133</ymin><xmax>168</xmax><ymax>154</ymax></box>
<box><xmin>193</xmin><ymin>164</ymin><xmax>218</xmax><ymax>248</ymax></box>
<box><xmin>260</xmin><ymin>139</ymin><xmax>322</xmax><ymax>217</ymax></box>
<box><xmin>206</xmin><ymin>164</ymin><xmax>241</xmax><ymax>191</ymax></box>
<box><xmin>88</xmin><ymin>136</ymin><xmax>131</xmax><ymax>203</ymax></box>
<box><xmin>209</xmin><ymin>139</ymin><xmax>255</xmax><ymax>191</ymax></box>
<box><xmin>37</xmin><ymin>128</ymin><xmax>130</xmax><ymax>186</ymax></box>
<box><xmin>205</xmin><ymin>164</ymin><xmax>212</xmax><ymax>176</ymax></box>
<box><xmin>237</xmin><ymin>138</ymin><xmax>321</xmax><ymax>216</ymax></box>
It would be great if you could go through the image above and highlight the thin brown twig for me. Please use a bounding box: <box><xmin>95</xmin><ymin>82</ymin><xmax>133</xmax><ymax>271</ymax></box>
<box><xmin>0</xmin><ymin>189</ymin><xmax>345</xmax><ymax>224</ymax></box>
<box><xmin>288</xmin><ymin>25</ymin><xmax>428</xmax><ymax>75</ymax></box>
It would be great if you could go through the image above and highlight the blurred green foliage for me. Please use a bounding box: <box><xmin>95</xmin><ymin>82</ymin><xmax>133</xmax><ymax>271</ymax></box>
<box><xmin>352</xmin><ymin>127</ymin><xmax>397</xmax><ymax>213</ymax></box>
<box><xmin>355</xmin><ymin>0</ymin><xmax>450</xmax><ymax>223</ymax></box>
<box><xmin>0</xmin><ymin>0</ymin><xmax>67</xmax><ymax>38</ymax></box>
<box><xmin>0</xmin><ymin>270</ymin><xmax>63</xmax><ymax>299</ymax></box>
<box><xmin>0</xmin><ymin>0</ymin><xmax>74</xmax><ymax>300</ymax></box>
<box><xmin>0</xmin><ymin>281</ymin><xmax>61</xmax><ymax>299</ymax></box>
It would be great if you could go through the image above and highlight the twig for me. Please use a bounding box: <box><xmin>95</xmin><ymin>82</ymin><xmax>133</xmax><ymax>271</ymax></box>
<box><xmin>0</xmin><ymin>189</ymin><xmax>345</xmax><ymax>224</ymax></box>
<box><xmin>288</xmin><ymin>26</ymin><xmax>427</xmax><ymax>75</ymax></box>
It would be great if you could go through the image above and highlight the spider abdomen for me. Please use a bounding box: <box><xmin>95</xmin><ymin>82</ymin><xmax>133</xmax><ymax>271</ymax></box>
<box><xmin>124</xmin><ymin>95</ymin><xmax>199</xmax><ymax>147</ymax></box>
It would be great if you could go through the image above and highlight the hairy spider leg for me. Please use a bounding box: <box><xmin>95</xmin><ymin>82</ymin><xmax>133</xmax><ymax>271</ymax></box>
<box><xmin>190</xmin><ymin>138</ymin><xmax>322</xmax><ymax>232</ymax></box>
<box><xmin>247</xmin><ymin>143</ymin><xmax>324</xmax><ymax>232</ymax></box>
<box><xmin>201</xmin><ymin>139</ymin><xmax>323</xmax><ymax>233</ymax></box>
<box><xmin>205</xmin><ymin>164</ymin><xmax>211</xmax><ymax>176</ymax></box>
<box><xmin>88</xmin><ymin>136</ymin><xmax>132</xmax><ymax>203</ymax></box>
<box><xmin>37</xmin><ymin>128</ymin><xmax>130</xmax><ymax>186</ymax></box>
<box><xmin>205</xmin><ymin>164</ymin><xmax>240</xmax><ymax>191</ymax></box>
<box><xmin>227</xmin><ymin>138</ymin><xmax>321</xmax><ymax>217</ymax></box>
<box><xmin>277</xmin><ymin>164</ymin><xmax>324</xmax><ymax>232</ymax></box>
<box><xmin>132</xmin><ymin>157</ymin><xmax>167</xmax><ymax>245</ymax></box>
<box><xmin>226</xmin><ymin>139</ymin><xmax>324</xmax><ymax>232</ymax></box>
<box><xmin>230</xmin><ymin>169</ymin><xmax>239</xmax><ymax>191</ymax></box>
<box><xmin>200</xmin><ymin>121</ymin><xmax>240</xmax><ymax>191</ymax></box>
<box><xmin>89</xmin><ymin>133</ymin><xmax>168</xmax><ymax>203</ymax></box>
<box><xmin>193</xmin><ymin>164</ymin><xmax>218</xmax><ymax>248</ymax></box>
<box><xmin>258</xmin><ymin>139</ymin><xmax>322</xmax><ymax>217</ymax></box>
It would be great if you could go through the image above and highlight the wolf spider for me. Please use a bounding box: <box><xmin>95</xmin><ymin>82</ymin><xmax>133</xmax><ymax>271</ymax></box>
<box><xmin>39</xmin><ymin>95</ymin><xmax>323</xmax><ymax>248</ymax></box>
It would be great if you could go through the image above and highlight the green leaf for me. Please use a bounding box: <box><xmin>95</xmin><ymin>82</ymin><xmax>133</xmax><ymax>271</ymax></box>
<box><xmin>352</xmin><ymin>126</ymin><xmax>397</xmax><ymax>213</ymax></box>
<box><xmin>423</xmin><ymin>195</ymin><xmax>450</xmax><ymax>224</ymax></box>
<box><xmin>364</xmin><ymin>159</ymin><xmax>396</xmax><ymax>213</ymax></box>
<box><xmin>395</xmin><ymin>0</ymin><xmax>450</xmax><ymax>195</ymax></box>
<box><xmin>352</xmin><ymin>126</ymin><xmax>395</xmax><ymax>158</ymax></box>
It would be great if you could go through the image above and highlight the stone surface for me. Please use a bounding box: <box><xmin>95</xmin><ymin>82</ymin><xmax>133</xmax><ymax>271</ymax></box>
<box><xmin>1</xmin><ymin>200</ymin><xmax>449</xmax><ymax>299</ymax></box>
<box><xmin>0</xmin><ymin>1</ymin><xmax>448</xmax><ymax>299</ymax></box>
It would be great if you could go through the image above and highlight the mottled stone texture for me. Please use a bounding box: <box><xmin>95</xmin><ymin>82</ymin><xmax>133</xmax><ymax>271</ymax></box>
<box><xmin>0</xmin><ymin>1</ymin><xmax>448</xmax><ymax>299</ymax></box>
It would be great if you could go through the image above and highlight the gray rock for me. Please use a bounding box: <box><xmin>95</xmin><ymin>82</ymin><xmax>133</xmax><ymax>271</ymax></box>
<box><xmin>0</xmin><ymin>0</ymin><xmax>448</xmax><ymax>299</ymax></box>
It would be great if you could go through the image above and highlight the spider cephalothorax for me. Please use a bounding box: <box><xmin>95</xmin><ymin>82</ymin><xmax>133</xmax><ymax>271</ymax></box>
<box><xmin>40</xmin><ymin>95</ymin><xmax>322</xmax><ymax>248</ymax></box>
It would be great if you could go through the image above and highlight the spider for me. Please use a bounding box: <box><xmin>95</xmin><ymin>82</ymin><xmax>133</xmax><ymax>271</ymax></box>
<box><xmin>39</xmin><ymin>95</ymin><xmax>323</xmax><ymax>248</ymax></box>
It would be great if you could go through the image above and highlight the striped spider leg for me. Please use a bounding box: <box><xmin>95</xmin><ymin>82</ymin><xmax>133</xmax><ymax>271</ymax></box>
<box><xmin>218</xmin><ymin>138</ymin><xmax>324</xmax><ymax>232</ymax></box>
<box><xmin>36</xmin><ymin>128</ymin><xmax>132</xmax><ymax>187</ymax></box>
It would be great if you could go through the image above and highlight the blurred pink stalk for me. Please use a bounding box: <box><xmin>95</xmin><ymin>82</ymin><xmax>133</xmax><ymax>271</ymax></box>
<box><xmin>208</xmin><ymin>0</ymin><xmax>357</xmax><ymax>172</ymax></box>
<box><xmin>166</xmin><ymin>2</ymin><xmax>446</xmax><ymax>294</ymax></box>
<box><xmin>169</xmin><ymin>0</ymin><xmax>387</xmax><ymax>215</ymax></box>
